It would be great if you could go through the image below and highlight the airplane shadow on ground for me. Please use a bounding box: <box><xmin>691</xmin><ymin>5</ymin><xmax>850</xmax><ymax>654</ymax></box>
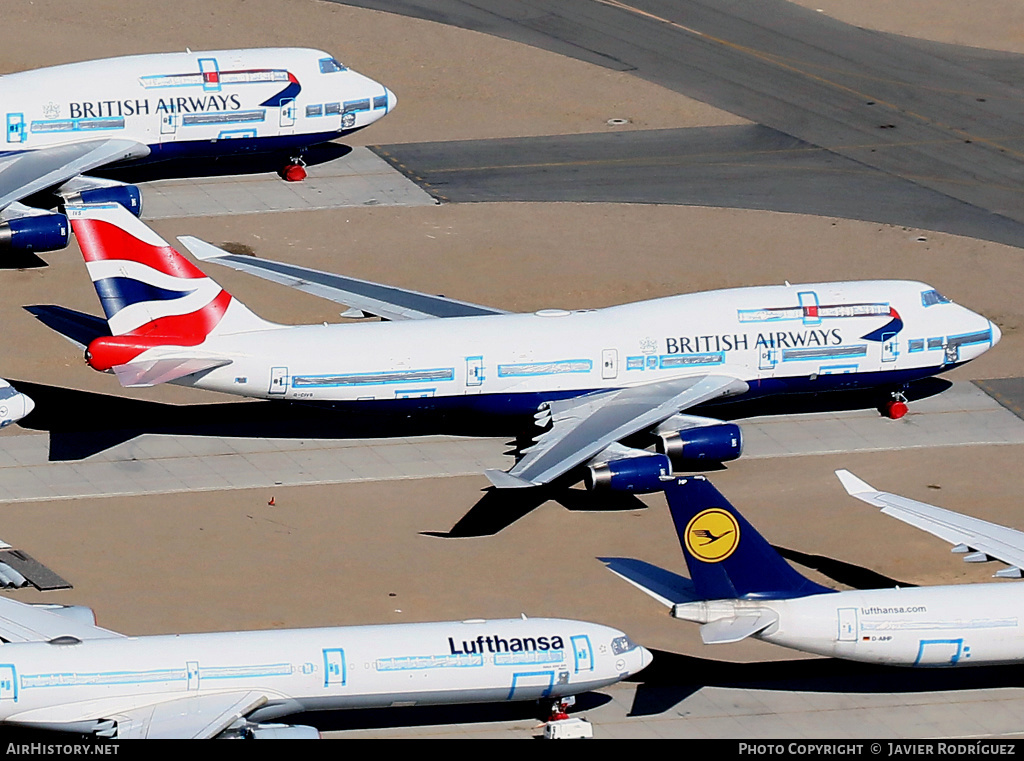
<box><xmin>628</xmin><ymin>650</ymin><xmax>1024</xmax><ymax>717</ymax></box>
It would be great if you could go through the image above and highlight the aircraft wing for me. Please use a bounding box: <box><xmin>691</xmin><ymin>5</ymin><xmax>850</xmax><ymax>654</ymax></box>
<box><xmin>8</xmin><ymin>690</ymin><xmax>270</xmax><ymax>739</ymax></box>
<box><xmin>0</xmin><ymin>596</ymin><xmax>124</xmax><ymax>643</ymax></box>
<box><xmin>837</xmin><ymin>469</ymin><xmax>1024</xmax><ymax>573</ymax></box>
<box><xmin>0</xmin><ymin>139</ymin><xmax>149</xmax><ymax>211</ymax></box>
<box><xmin>486</xmin><ymin>374</ymin><xmax>749</xmax><ymax>488</ymax></box>
<box><xmin>178</xmin><ymin>236</ymin><xmax>508</xmax><ymax>321</ymax></box>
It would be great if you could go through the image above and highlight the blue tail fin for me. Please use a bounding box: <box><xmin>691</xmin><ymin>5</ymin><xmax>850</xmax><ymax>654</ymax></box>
<box><xmin>664</xmin><ymin>476</ymin><xmax>832</xmax><ymax>600</ymax></box>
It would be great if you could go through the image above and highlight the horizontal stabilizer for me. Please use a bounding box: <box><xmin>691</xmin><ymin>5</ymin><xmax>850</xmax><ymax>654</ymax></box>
<box><xmin>698</xmin><ymin>611</ymin><xmax>778</xmax><ymax>645</ymax></box>
<box><xmin>599</xmin><ymin>557</ymin><xmax>698</xmax><ymax>607</ymax></box>
<box><xmin>113</xmin><ymin>357</ymin><xmax>232</xmax><ymax>388</ymax></box>
<box><xmin>484</xmin><ymin>468</ymin><xmax>534</xmax><ymax>489</ymax></box>
<box><xmin>25</xmin><ymin>305</ymin><xmax>111</xmax><ymax>349</ymax></box>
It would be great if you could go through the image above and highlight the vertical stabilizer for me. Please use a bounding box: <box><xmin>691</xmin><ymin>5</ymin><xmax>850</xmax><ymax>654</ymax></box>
<box><xmin>67</xmin><ymin>203</ymin><xmax>275</xmax><ymax>340</ymax></box>
<box><xmin>664</xmin><ymin>476</ymin><xmax>832</xmax><ymax>600</ymax></box>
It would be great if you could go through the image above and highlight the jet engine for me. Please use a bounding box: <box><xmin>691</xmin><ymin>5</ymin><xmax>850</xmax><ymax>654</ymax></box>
<box><xmin>585</xmin><ymin>453</ymin><xmax>672</xmax><ymax>493</ymax></box>
<box><xmin>62</xmin><ymin>184</ymin><xmax>143</xmax><ymax>217</ymax></box>
<box><xmin>654</xmin><ymin>416</ymin><xmax>743</xmax><ymax>468</ymax></box>
<box><xmin>0</xmin><ymin>212</ymin><xmax>69</xmax><ymax>253</ymax></box>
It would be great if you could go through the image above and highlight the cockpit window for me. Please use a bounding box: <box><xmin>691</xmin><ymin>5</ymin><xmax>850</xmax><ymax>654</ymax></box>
<box><xmin>611</xmin><ymin>635</ymin><xmax>639</xmax><ymax>655</ymax></box>
<box><xmin>319</xmin><ymin>57</ymin><xmax>347</xmax><ymax>74</ymax></box>
<box><xmin>921</xmin><ymin>289</ymin><xmax>952</xmax><ymax>307</ymax></box>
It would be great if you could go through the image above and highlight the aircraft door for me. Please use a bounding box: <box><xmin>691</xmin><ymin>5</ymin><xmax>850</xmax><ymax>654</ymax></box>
<box><xmin>0</xmin><ymin>665</ymin><xmax>15</xmax><ymax>700</ymax></box>
<box><xmin>881</xmin><ymin>332</ymin><xmax>898</xmax><ymax>363</ymax></box>
<box><xmin>279</xmin><ymin>98</ymin><xmax>296</xmax><ymax>131</ymax></box>
<box><xmin>160</xmin><ymin>112</ymin><xmax>177</xmax><ymax>137</ymax></box>
<box><xmin>837</xmin><ymin>608</ymin><xmax>858</xmax><ymax>642</ymax></box>
<box><xmin>269</xmin><ymin>367</ymin><xmax>289</xmax><ymax>396</ymax></box>
<box><xmin>187</xmin><ymin>661</ymin><xmax>200</xmax><ymax>691</ymax></box>
<box><xmin>601</xmin><ymin>349</ymin><xmax>618</xmax><ymax>380</ymax></box>
<box><xmin>6</xmin><ymin>114</ymin><xmax>25</xmax><ymax>144</ymax></box>
<box><xmin>323</xmin><ymin>648</ymin><xmax>346</xmax><ymax>687</ymax></box>
<box><xmin>570</xmin><ymin>635</ymin><xmax>594</xmax><ymax>673</ymax></box>
<box><xmin>465</xmin><ymin>356</ymin><xmax>484</xmax><ymax>388</ymax></box>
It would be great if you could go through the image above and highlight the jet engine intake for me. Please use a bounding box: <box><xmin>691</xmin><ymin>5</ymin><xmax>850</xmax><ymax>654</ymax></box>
<box><xmin>0</xmin><ymin>212</ymin><xmax>69</xmax><ymax>253</ymax></box>
<box><xmin>656</xmin><ymin>423</ymin><xmax>742</xmax><ymax>467</ymax></box>
<box><xmin>585</xmin><ymin>453</ymin><xmax>672</xmax><ymax>493</ymax></box>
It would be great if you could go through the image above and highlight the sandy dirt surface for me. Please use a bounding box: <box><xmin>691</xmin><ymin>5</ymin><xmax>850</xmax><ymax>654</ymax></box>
<box><xmin>793</xmin><ymin>0</ymin><xmax>1024</xmax><ymax>54</ymax></box>
<box><xmin>4</xmin><ymin>444</ymin><xmax>1020</xmax><ymax>665</ymax></box>
<box><xmin>0</xmin><ymin>0</ymin><xmax>1022</xmax><ymax>728</ymax></box>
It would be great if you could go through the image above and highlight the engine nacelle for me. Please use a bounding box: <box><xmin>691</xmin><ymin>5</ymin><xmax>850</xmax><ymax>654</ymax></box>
<box><xmin>63</xmin><ymin>185</ymin><xmax>143</xmax><ymax>217</ymax></box>
<box><xmin>244</xmin><ymin>723</ymin><xmax>321</xmax><ymax>739</ymax></box>
<box><xmin>0</xmin><ymin>213</ymin><xmax>69</xmax><ymax>253</ymax></box>
<box><xmin>656</xmin><ymin>423</ymin><xmax>743</xmax><ymax>467</ymax></box>
<box><xmin>585</xmin><ymin>453</ymin><xmax>672</xmax><ymax>493</ymax></box>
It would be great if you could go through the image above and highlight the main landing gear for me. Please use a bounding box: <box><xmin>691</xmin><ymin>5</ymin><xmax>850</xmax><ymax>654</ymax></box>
<box><xmin>881</xmin><ymin>391</ymin><xmax>909</xmax><ymax>420</ymax></box>
<box><xmin>280</xmin><ymin>156</ymin><xmax>307</xmax><ymax>182</ymax></box>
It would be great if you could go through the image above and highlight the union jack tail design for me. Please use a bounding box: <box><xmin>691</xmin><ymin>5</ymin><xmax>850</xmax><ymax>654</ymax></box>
<box><xmin>67</xmin><ymin>203</ymin><xmax>272</xmax><ymax>342</ymax></box>
<box><xmin>66</xmin><ymin>204</ymin><xmax>277</xmax><ymax>386</ymax></box>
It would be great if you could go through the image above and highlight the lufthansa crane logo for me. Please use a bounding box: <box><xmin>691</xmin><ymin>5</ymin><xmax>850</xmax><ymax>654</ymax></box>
<box><xmin>684</xmin><ymin>508</ymin><xmax>740</xmax><ymax>562</ymax></box>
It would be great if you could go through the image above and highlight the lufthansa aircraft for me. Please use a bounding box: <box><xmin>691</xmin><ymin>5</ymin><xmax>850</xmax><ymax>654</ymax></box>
<box><xmin>60</xmin><ymin>203</ymin><xmax>998</xmax><ymax>492</ymax></box>
<box><xmin>0</xmin><ymin>49</ymin><xmax>395</xmax><ymax>254</ymax></box>
<box><xmin>0</xmin><ymin>595</ymin><xmax>647</xmax><ymax>738</ymax></box>
<box><xmin>605</xmin><ymin>473</ymin><xmax>1024</xmax><ymax>668</ymax></box>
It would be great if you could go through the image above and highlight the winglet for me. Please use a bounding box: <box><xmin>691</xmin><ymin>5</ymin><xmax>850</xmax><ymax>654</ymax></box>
<box><xmin>177</xmin><ymin>235</ymin><xmax>229</xmax><ymax>261</ymax></box>
<box><xmin>835</xmin><ymin>469</ymin><xmax>875</xmax><ymax>497</ymax></box>
<box><xmin>484</xmin><ymin>469</ymin><xmax>535</xmax><ymax>489</ymax></box>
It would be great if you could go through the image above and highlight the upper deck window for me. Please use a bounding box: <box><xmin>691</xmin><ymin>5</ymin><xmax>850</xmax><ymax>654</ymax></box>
<box><xmin>921</xmin><ymin>289</ymin><xmax>952</xmax><ymax>307</ymax></box>
<box><xmin>319</xmin><ymin>57</ymin><xmax>347</xmax><ymax>74</ymax></box>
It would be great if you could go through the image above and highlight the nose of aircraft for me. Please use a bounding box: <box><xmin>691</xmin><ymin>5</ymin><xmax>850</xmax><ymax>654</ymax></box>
<box><xmin>20</xmin><ymin>393</ymin><xmax>35</xmax><ymax>419</ymax></box>
<box><xmin>385</xmin><ymin>87</ymin><xmax>398</xmax><ymax>114</ymax></box>
<box><xmin>990</xmin><ymin>320</ymin><xmax>1002</xmax><ymax>346</ymax></box>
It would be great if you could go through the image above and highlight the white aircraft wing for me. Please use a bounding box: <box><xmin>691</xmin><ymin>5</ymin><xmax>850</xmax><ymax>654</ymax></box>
<box><xmin>0</xmin><ymin>597</ymin><xmax>124</xmax><ymax>643</ymax></box>
<box><xmin>487</xmin><ymin>375</ymin><xmax>749</xmax><ymax>488</ymax></box>
<box><xmin>837</xmin><ymin>469</ymin><xmax>1024</xmax><ymax>572</ymax></box>
<box><xmin>178</xmin><ymin>236</ymin><xmax>508</xmax><ymax>321</ymax></box>
<box><xmin>8</xmin><ymin>690</ymin><xmax>269</xmax><ymax>739</ymax></box>
<box><xmin>107</xmin><ymin>690</ymin><xmax>269</xmax><ymax>739</ymax></box>
<box><xmin>0</xmin><ymin>138</ymin><xmax>149</xmax><ymax>212</ymax></box>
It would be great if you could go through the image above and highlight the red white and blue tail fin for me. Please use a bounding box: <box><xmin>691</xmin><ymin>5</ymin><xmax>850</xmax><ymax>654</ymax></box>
<box><xmin>66</xmin><ymin>203</ymin><xmax>277</xmax><ymax>387</ymax></box>
<box><xmin>67</xmin><ymin>203</ymin><xmax>274</xmax><ymax>340</ymax></box>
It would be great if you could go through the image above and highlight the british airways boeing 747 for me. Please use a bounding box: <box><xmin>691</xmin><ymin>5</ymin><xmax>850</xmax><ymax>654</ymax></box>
<box><xmin>57</xmin><ymin>203</ymin><xmax>999</xmax><ymax>492</ymax></box>
<box><xmin>0</xmin><ymin>49</ymin><xmax>395</xmax><ymax>254</ymax></box>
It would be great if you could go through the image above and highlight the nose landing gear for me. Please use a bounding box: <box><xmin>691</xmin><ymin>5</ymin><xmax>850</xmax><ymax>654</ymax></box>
<box><xmin>881</xmin><ymin>391</ymin><xmax>909</xmax><ymax>420</ymax></box>
<box><xmin>281</xmin><ymin>155</ymin><xmax>307</xmax><ymax>182</ymax></box>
